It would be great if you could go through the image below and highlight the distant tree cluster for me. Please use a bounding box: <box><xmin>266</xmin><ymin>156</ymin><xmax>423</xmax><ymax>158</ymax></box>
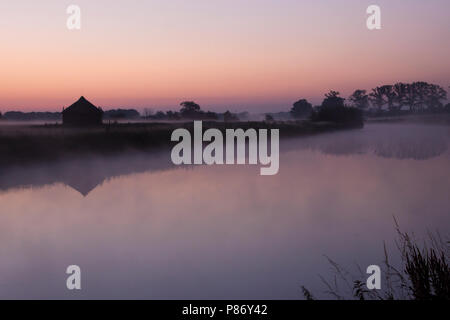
<box><xmin>290</xmin><ymin>99</ymin><xmax>313</xmax><ymax>119</ymax></box>
<box><xmin>145</xmin><ymin>101</ymin><xmax>243</xmax><ymax>122</ymax></box>
<box><xmin>312</xmin><ymin>91</ymin><xmax>363</xmax><ymax>125</ymax></box>
<box><xmin>349</xmin><ymin>82</ymin><xmax>448</xmax><ymax>113</ymax></box>
<box><xmin>103</xmin><ymin>109</ymin><xmax>140</xmax><ymax>120</ymax></box>
<box><xmin>290</xmin><ymin>81</ymin><xmax>448</xmax><ymax>124</ymax></box>
<box><xmin>1</xmin><ymin>109</ymin><xmax>142</xmax><ymax>122</ymax></box>
<box><xmin>179</xmin><ymin>101</ymin><xmax>220</xmax><ymax>120</ymax></box>
<box><xmin>2</xmin><ymin>111</ymin><xmax>61</xmax><ymax>121</ymax></box>
<box><xmin>291</xmin><ymin>91</ymin><xmax>363</xmax><ymax>126</ymax></box>
<box><xmin>264</xmin><ymin>114</ymin><xmax>275</xmax><ymax>122</ymax></box>
<box><xmin>348</xmin><ymin>90</ymin><xmax>369</xmax><ymax>110</ymax></box>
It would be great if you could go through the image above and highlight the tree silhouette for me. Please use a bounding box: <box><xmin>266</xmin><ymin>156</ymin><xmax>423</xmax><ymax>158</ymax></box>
<box><xmin>380</xmin><ymin>85</ymin><xmax>397</xmax><ymax>111</ymax></box>
<box><xmin>399</xmin><ymin>82</ymin><xmax>447</xmax><ymax>112</ymax></box>
<box><xmin>369</xmin><ymin>87</ymin><xmax>386</xmax><ymax>111</ymax></box>
<box><xmin>143</xmin><ymin>108</ymin><xmax>153</xmax><ymax>118</ymax></box>
<box><xmin>265</xmin><ymin>114</ymin><xmax>274</xmax><ymax>122</ymax></box>
<box><xmin>223</xmin><ymin>110</ymin><xmax>238</xmax><ymax>122</ymax></box>
<box><xmin>322</xmin><ymin>91</ymin><xmax>345</xmax><ymax>108</ymax></box>
<box><xmin>413</xmin><ymin>82</ymin><xmax>431</xmax><ymax>111</ymax></box>
<box><xmin>392</xmin><ymin>82</ymin><xmax>408</xmax><ymax>111</ymax></box>
<box><xmin>180</xmin><ymin>101</ymin><xmax>200</xmax><ymax>112</ymax></box>
<box><xmin>179</xmin><ymin>101</ymin><xmax>202</xmax><ymax>119</ymax></box>
<box><xmin>166</xmin><ymin>111</ymin><xmax>180</xmax><ymax>120</ymax></box>
<box><xmin>402</xmin><ymin>83</ymin><xmax>418</xmax><ymax>112</ymax></box>
<box><xmin>349</xmin><ymin>90</ymin><xmax>369</xmax><ymax>109</ymax></box>
<box><xmin>364</xmin><ymin>82</ymin><xmax>447</xmax><ymax>113</ymax></box>
<box><xmin>310</xmin><ymin>91</ymin><xmax>363</xmax><ymax>125</ymax></box>
<box><xmin>290</xmin><ymin>99</ymin><xmax>313</xmax><ymax>118</ymax></box>
<box><xmin>425</xmin><ymin>83</ymin><xmax>447</xmax><ymax>111</ymax></box>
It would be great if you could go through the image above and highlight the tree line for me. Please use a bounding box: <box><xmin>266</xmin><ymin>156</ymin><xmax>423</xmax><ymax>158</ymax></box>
<box><xmin>145</xmin><ymin>101</ymin><xmax>245</xmax><ymax>122</ymax></box>
<box><xmin>350</xmin><ymin>82</ymin><xmax>448</xmax><ymax>113</ymax></box>
<box><xmin>289</xmin><ymin>81</ymin><xmax>449</xmax><ymax>124</ymax></box>
<box><xmin>1</xmin><ymin>81</ymin><xmax>447</xmax><ymax>123</ymax></box>
<box><xmin>0</xmin><ymin>109</ymin><xmax>141</xmax><ymax>121</ymax></box>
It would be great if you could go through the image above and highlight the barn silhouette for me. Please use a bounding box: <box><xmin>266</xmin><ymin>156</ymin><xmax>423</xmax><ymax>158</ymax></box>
<box><xmin>62</xmin><ymin>96</ymin><xmax>103</xmax><ymax>125</ymax></box>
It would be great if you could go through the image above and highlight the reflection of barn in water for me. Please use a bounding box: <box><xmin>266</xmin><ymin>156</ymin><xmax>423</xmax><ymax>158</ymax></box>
<box><xmin>0</xmin><ymin>151</ymin><xmax>175</xmax><ymax>197</ymax></box>
<box><xmin>62</xmin><ymin>96</ymin><xmax>103</xmax><ymax>126</ymax></box>
<box><xmin>64</xmin><ymin>173</ymin><xmax>104</xmax><ymax>197</ymax></box>
<box><xmin>0</xmin><ymin>124</ymin><xmax>447</xmax><ymax>196</ymax></box>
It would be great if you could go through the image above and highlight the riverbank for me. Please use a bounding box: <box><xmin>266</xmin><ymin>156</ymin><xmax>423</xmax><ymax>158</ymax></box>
<box><xmin>0</xmin><ymin>120</ymin><xmax>363</xmax><ymax>167</ymax></box>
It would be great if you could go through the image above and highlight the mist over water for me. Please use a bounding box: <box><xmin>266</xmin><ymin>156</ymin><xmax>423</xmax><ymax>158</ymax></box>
<box><xmin>0</xmin><ymin>123</ymin><xmax>449</xmax><ymax>299</ymax></box>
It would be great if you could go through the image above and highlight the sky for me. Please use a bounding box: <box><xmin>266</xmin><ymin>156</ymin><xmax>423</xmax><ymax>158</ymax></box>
<box><xmin>0</xmin><ymin>0</ymin><xmax>449</xmax><ymax>112</ymax></box>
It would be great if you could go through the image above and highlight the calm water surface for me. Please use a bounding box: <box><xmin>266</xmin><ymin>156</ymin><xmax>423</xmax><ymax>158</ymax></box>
<box><xmin>0</xmin><ymin>123</ymin><xmax>449</xmax><ymax>299</ymax></box>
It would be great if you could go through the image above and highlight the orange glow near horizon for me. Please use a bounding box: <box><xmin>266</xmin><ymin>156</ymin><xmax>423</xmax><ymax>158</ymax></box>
<box><xmin>1</xmin><ymin>0</ymin><xmax>449</xmax><ymax>112</ymax></box>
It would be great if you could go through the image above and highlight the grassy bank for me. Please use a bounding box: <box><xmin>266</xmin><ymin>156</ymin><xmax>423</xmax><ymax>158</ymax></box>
<box><xmin>301</xmin><ymin>220</ymin><xmax>450</xmax><ymax>300</ymax></box>
<box><xmin>0</xmin><ymin>120</ymin><xmax>363</xmax><ymax>166</ymax></box>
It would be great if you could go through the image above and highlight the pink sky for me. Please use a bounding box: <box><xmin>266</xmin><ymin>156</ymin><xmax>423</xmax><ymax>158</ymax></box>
<box><xmin>1</xmin><ymin>0</ymin><xmax>449</xmax><ymax>112</ymax></box>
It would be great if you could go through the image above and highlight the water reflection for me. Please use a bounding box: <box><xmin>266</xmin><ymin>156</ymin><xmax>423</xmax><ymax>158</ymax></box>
<box><xmin>0</xmin><ymin>124</ymin><xmax>448</xmax><ymax>196</ymax></box>
<box><xmin>0</xmin><ymin>148</ymin><xmax>175</xmax><ymax>196</ymax></box>
<box><xmin>285</xmin><ymin>123</ymin><xmax>449</xmax><ymax>160</ymax></box>
<box><xmin>0</xmin><ymin>123</ymin><xmax>449</xmax><ymax>299</ymax></box>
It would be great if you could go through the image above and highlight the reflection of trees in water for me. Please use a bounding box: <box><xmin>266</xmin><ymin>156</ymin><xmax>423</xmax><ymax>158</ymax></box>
<box><xmin>372</xmin><ymin>137</ymin><xmax>447</xmax><ymax>160</ymax></box>
<box><xmin>282</xmin><ymin>124</ymin><xmax>449</xmax><ymax>160</ymax></box>
<box><xmin>1</xmin><ymin>125</ymin><xmax>448</xmax><ymax>196</ymax></box>
<box><xmin>306</xmin><ymin>139</ymin><xmax>366</xmax><ymax>157</ymax></box>
<box><xmin>369</xmin><ymin>127</ymin><xmax>448</xmax><ymax>160</ymax></box>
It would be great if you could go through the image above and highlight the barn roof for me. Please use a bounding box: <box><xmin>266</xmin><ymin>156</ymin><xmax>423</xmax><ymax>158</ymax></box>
<box><xmin>63</xmin><ymin>96</ymin><xmax>102</xmax><ymax>114</ymax></box>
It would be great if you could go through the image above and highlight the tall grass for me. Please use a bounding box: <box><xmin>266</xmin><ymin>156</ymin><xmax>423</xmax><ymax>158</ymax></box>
<box><xmin>302</xmin><ymin>219</ymin><xmax>449</xmax><ymax>300</ymax></box>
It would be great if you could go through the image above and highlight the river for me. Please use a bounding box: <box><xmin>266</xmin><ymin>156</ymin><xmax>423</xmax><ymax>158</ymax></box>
<box><xmin>0</xmin><ymin>123</ymin><xmax>449</xmax><ymax>299</ymax></box>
